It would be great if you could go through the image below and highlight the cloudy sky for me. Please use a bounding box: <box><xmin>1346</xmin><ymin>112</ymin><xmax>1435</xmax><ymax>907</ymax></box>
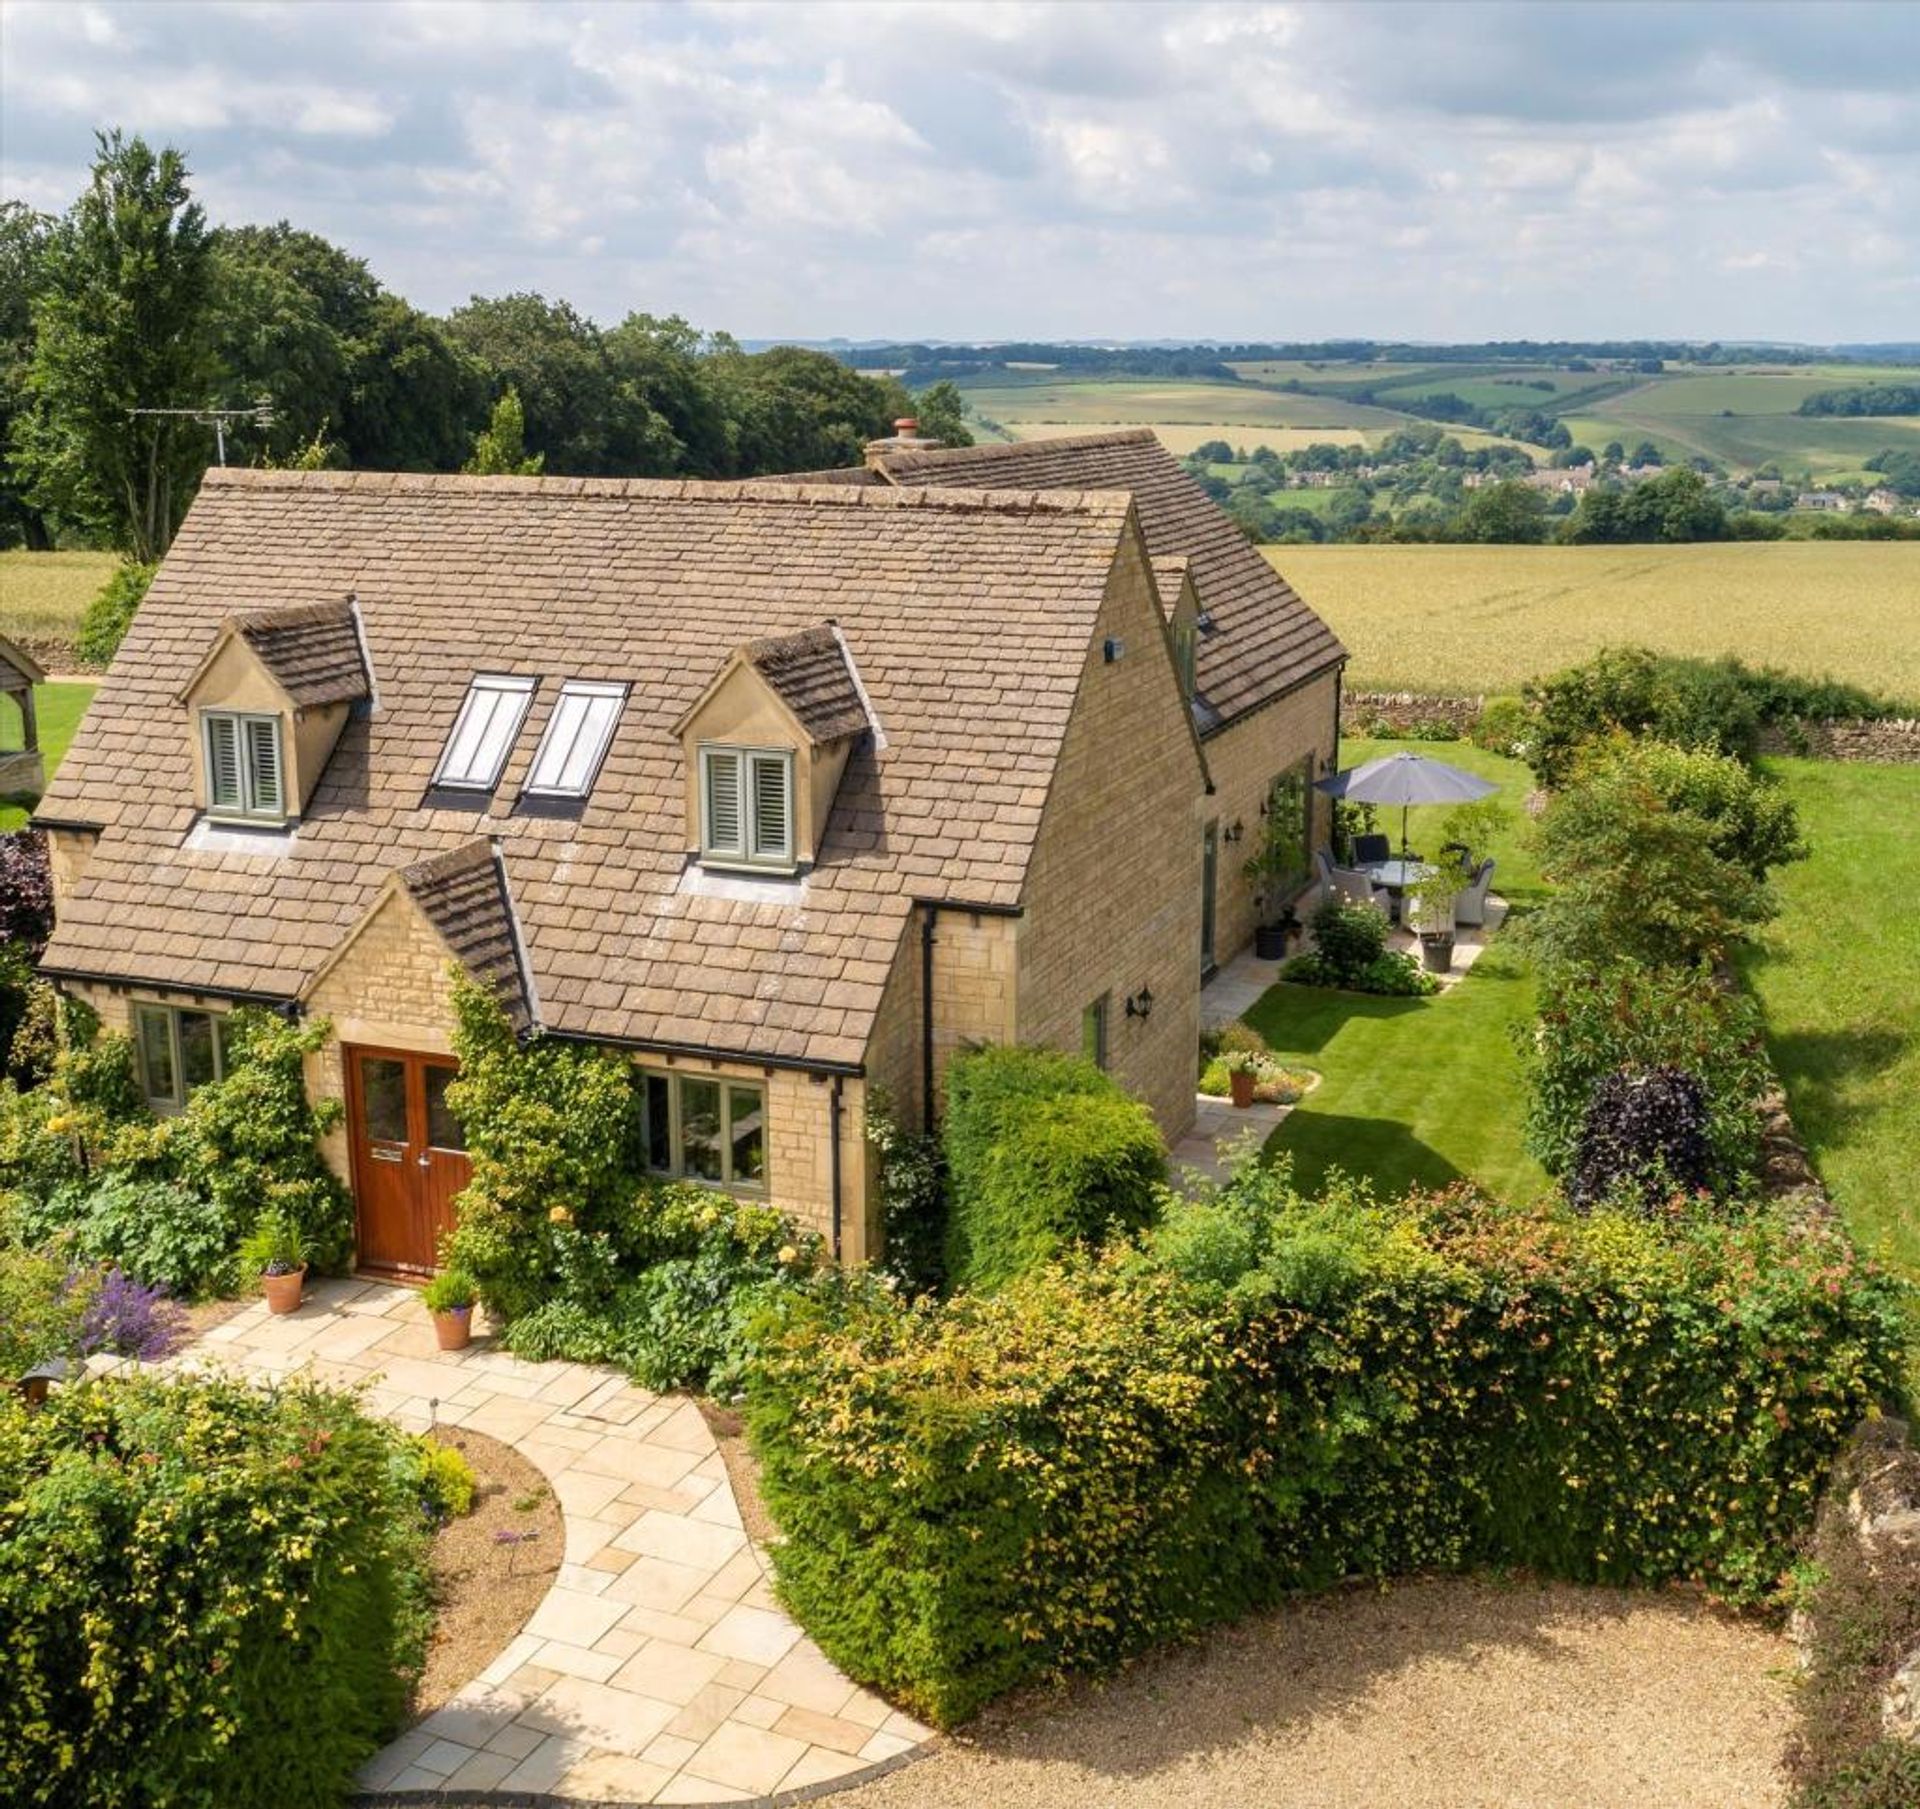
<box><xmin>4</xmin><ymin>0</ymin><xmax>1917</xmax><ymax>343</ymax></box>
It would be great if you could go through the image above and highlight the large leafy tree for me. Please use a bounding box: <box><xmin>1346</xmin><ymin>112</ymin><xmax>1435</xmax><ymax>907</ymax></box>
<box><xmin>707</xmin><ymin>342</ymin><xmax>910</xmax><ymax>474</ymax></box>
<box><xmin>340</xmin><ymin>293</ymin><xmax>483</xmax><ymax>471</ymax></box>
<box><xmin>15</xmin><ymin>132</ymin><xmax>218</xmax><ymax>560</ymax></box>
<box><xmin>0</xmin><ymin>202</ymin><xmax>54</xmax><ymax>548</ymax></box>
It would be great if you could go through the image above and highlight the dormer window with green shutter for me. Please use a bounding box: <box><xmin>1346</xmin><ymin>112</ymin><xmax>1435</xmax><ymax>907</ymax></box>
<box><xmin>699</xmin><ymin>744</ymin><xmax>794</xmax><ymax>871</ymax></box>
<box><xmin>202</xmin><ymin>709</ymin><xmax>286</xmax><ymax>823</ymax></box>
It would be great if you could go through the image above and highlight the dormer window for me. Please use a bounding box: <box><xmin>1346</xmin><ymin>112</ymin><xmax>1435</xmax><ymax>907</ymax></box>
<box><xmin>700</xmin><ymin>745</ymin><xmax>794</xmax><ymax>869</ymax></box>
<box><xmin>203</xmin><ymin>710</ymin><xmax>285</xmax><ymax>822</ymax></box>
<box><xmin>434</xmin><ymin>674</ymin><xmax>535</xmax><ymax>791</ymax></box>
<box><xmin>526</xmin><ymin>680</ymin><xmax>625</xmax><ymax>799</ymax></box>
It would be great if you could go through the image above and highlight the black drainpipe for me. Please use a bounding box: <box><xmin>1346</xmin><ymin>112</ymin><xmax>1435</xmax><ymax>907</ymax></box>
<box><xmin>920</xmin><ymin>903</ymin><xmax>938</xmax><ymax>1130</ymax></box>
<box><xmin>829</xmin><ymin>1073</ymin><xmax>844</xmax><ymax>1264</ymax></box>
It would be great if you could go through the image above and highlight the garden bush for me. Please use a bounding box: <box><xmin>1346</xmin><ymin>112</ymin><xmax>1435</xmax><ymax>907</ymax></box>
<box><xmin>72</xmin><ymin>560</ymin><xmax>156</xmax><ymax>667</ymax></box>
<box><xmin>941</xmin><ymin>1045</ymin><xmax>1164</xmax><ymax>1293</ymax></box>
<box><xmin>749</xmin><ymin>1166</ymin><xmax>1906</xmax><ymax>1728</ymax></box>
<box><xmin>868</xmin><ymin>1097</ymin><xmax>946</xmax><ymax>1298</ymax></box>
<box><xmin>1279</xmin><ymin>900</ymin><xmax>1439</xmax><ymax>996</ymax></box>
<box><xmin>1569</xmin><ymin>1066</ymin><xmax>1713</xmax><ymax>1213</ymax></box>
<box><xmin>18</xmin><ymin>1175</ymin><xmax>233</xmax><ymax>1299</ymax></box>
<box><xmin>0</xmin><ymin>1373</ymin><xmax>433</xmax><ymax>1808</ymax></box>
<box><xmin>1471</xmin><ymin>693</ymin><xmax>1534</xmax><ymax>759</ymax></box>
<box><xmin>1522</xmin><ymin>961</ymin><xmax>1769</xmax><ymax>1193</ymax></box>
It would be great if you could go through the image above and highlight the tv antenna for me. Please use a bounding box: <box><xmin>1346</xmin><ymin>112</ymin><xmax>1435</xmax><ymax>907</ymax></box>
<box><xmin>126</xmin><ymin>397</ymin><xmax>275</xmax><ymax>466</ymax></box>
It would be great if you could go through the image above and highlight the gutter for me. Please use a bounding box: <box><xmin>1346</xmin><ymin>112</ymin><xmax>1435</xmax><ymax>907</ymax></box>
<box><xmin>27</xmin><ymin>816</ymin><xmax>105</xmax><ymax>835</ymax></box>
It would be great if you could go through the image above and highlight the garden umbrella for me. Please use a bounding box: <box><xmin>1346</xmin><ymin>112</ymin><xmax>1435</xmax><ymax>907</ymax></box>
<box><xmin>1314</xmin><ymin>752</ymin><xmax>1498</xmax><ymax>858</ymax></box>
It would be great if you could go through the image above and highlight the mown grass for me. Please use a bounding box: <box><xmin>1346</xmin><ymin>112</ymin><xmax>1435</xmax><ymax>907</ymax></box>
<box><xmin>1739</xmin><ymin>758</ymin><xmax>1920</xmax><ymax>1275</ymax></box>
<box><xmin>1243</xmin><ymin>739</ymin><xmax>1548</xmax><ymax>1203</ymax></box>
<box><xmin>0</xmin><ymin>549</ymin><xmax>118</xmax><ymax>650</ymax></box>
<box><xmin>0</xmin><ymin>681</ymin><xmax>95</xmax><ymax>830</ymax></box>
<box><xmin>1268</xmin><ymin>541</ymin><xmax>1920</xmax><ymax>697</ymax></box>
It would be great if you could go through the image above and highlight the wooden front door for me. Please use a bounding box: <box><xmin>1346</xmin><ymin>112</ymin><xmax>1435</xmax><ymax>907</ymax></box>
<box><xmin>347</xmin><ymin>1046</ymin><xmax>471</xmax><ymax>1277</ymax></box>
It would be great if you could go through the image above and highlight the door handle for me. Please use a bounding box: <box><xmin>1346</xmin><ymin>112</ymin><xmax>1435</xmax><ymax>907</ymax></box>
<box><xmin>416</xmin><ymin>1155</ymin><xmax>432</xmax><ymax>1168</ymax></box>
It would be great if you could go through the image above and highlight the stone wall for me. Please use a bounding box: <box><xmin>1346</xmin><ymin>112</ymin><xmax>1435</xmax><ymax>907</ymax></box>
<box><xmin>1343</xmin><ymin>690</ymin><xmax>1483</xmax><ymax>735</ymax></box>
<box><xmin>1758</xmin><ymin>718</ymin><xmax>1920</xmax><ymax>763</ymax></box>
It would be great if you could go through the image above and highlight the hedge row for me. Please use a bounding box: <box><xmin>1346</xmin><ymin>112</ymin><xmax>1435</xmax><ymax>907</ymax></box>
<box><xmin>941</xmin><ymin>1045</ymin><xmax>1164</xmax><ymax>1292</ymax></box>
<box><xmin>0</xmin><ymin>1374</ymin><xmax>432</xmax><ymax>1808</ymax></box>
<box><xmin>749</xmin><ymin>1172</ymin><xmax>1906</xmax><ymax>1727</ymax></box>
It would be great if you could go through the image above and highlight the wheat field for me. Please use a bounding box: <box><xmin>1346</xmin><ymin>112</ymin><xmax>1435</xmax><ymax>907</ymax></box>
<box><xmin>1266</xmin><ymin>542</ymin><xmax>1920</xmax><ymax>697</ymax></box>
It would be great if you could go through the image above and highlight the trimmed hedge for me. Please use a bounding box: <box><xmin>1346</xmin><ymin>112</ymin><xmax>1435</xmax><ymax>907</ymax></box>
<box><xmin>0</xmin><ymin>1373</ymin><xmax>432</xmax><ymax>1808</ymax></box>
<box><xmin>941</xmin><ymin>1045</ymin><xmax>1164</xmax><ymax>1293</ymax></box>
<box><xmin>750</xmin><ymin>1172</ymin><xmax>1906</xmax><ymax>1727</ymax></box>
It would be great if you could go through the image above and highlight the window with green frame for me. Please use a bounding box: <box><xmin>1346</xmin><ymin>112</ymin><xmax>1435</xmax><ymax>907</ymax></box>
<box><xmin>641</xmin><ymin>1069</ymin><xmax>767</xmax><ymax>1190</ymax></box>
<box><xmin>1081</xmin><ymin>994</ymin><xmax>1109</xmax><ymax>1070</ymax></box>
<box><xmin>1265</xmin><ymin>757</ymin><xmax>1314</xmax><ymax>889</ymax></box>
<box><xmin>698</xmin><ymin>744</ymin><xmax>795</xmax><ymax>870</ymax></box>
<box><xmin>133</xmin><ymin>1004</ymin><xmax>233</xmax><ymax>1113</ymax></box>
<box><xmin>202</xmin><ymin>709</ymin><xmax>286</xmax><ymax>822</ymax></box>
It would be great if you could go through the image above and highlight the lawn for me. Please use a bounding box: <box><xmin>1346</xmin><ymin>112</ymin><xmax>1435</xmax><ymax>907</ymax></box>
<box><xmin>1241</xmin><ymin>738</ymin><xmax>1549</xmax><ymax>1203</ymax></box>
<box><xmin>0</xmin><ymin>548</ymin><xmax>118</xmax><ymax>652</ymax></box>
<box><xmin>1266</xmin><ymin>541</ymin><xmax>1920</xmax><ymax>697</ymax></box>
<box><xmin>0</xmin><ymin>680</ymin><xmax>95</xmax><ymax>829</ymax></box>
<box><xmin>1739</xmin><ymin>757</ymin><xmax>1920</xmax><ymax>1273</ymax></box>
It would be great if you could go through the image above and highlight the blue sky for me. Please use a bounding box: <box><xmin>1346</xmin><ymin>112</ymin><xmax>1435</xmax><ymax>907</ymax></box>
<box><xmin>4</xmin><ymin>1</ymin><xmax>1917</xmax><ymax>342</ymax></box>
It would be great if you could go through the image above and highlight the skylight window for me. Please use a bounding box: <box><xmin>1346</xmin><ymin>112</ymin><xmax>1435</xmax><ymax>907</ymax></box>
<box><xmin>434</xmin><ymin>675</ymin><xmax>535</xmax><ymax>791</ymax></box>
<box><xmin>525</xmin><ymin>680</ymin><xmax>626</xmax><ymax>798</ymax></box>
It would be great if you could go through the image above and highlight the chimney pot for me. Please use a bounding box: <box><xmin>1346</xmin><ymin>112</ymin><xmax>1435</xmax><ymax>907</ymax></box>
<box><xmin>894</xmin><ymin>418</ymin><xmax>919</xmax><ymax>437</ymax></box>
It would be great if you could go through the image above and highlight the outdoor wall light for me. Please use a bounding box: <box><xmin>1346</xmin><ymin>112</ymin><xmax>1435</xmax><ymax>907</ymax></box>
<box><xmin>1126</xmin><ymin>987</ymin><xmax>1154</xmax><ymax>1020</ymax></box>
<box><xmin>1222</xmin><ymin>819</ymin><xmax>1244</xmax><ymax>844</ymax></box>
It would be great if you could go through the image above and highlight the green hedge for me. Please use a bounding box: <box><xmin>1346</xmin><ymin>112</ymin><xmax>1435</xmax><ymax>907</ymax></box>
<box><xmin>750</xmin><ymin>1171</ymin><xmax>1906</xmax><ymax>1727</ymax></box>
<box><xmin>0</xmin><ymin>1373</ymin><xmax>432</xmax><ymax>1808</ymax></box>
<box><xmin>941</xmin><ymin>1044</ymin><xmax>1164</xmax><ymax>1292</ymax></box>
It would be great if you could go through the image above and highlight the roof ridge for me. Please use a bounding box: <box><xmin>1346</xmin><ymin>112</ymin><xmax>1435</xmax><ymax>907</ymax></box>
<box><xmin>232</xmin><ymin>599</ymin><xmax>356</xmax><ymax>632</ymax></box>
<box><xmin>199</xmin><ymin>466</ymin><xmax>1132</xmax><ymax>518</ymax></box>
<box><xmin>874</xmin><ymin>428</ymin><xmax>1161</xmax><ymax>471</ymax></box>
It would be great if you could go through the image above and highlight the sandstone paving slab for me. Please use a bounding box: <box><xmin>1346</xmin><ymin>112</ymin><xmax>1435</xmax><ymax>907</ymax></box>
<box><xmin>166</xmin><ymin>1276</ymin><xmax>932</xmax><ymax>1803</ymax></box>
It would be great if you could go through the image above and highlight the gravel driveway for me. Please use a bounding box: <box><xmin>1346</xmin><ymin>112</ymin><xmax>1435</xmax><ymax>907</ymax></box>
<box><xmin>841</xmin><ymin>1578</ymin><xmax>1791</xmax><ymax>1809</ymax></box>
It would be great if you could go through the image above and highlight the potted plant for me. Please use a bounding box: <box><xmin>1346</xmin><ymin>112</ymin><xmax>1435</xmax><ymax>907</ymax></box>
<box><xmin>243</xmin><ymin>1207</ymin><xmax>311</xmax><ymax>1316</ymax></box>
<box><xmin>423</xmin><ymin>1269</ymin><xmax>478</xmax><ymax>1351</ymax></box>
<box><xmin>1223</xmin><ymin>1049</ymin><xmax>1261</xmax><ymax>1109</ymax></box>
<box><xmin>1408</xmin><ymin>866</ymin><xmax>1458</xmax><ymax>974</ymax></box>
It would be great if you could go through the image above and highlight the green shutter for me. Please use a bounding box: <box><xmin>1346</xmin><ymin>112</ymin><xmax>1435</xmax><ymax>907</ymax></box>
<box><xmin>750</xmin><ymin>754</ymin><xmax>791</xmax><ymax>861</ymax></box>
<box><xmin>703</xmin><ymin>749</ymin><xmax>742</xmax><ymax>856</ymax></box>
<box><xmin>245</xmin><ymin>716</ymin><xmax>283</xmax><ymax>816</ymax></box>
<box><xmin>205</xmin><ymin>714</ymin><xmax>242</xmax><ymax>812</ymax></box>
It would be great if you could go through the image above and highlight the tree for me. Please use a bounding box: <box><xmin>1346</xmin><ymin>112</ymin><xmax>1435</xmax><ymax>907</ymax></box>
<box><xmin>1454</xmin><ymin>479</ymin><xmax>1549</xmax><ymax>544</ymax></box>
<box><xmin>0</xmin><ymin>202</ymin><xmax>53</xmax><ymax>548</ymax></box>
<box><xmin>707</xmin><ymin>343</ymin><xmax>908</xmax><ymax>474</ymax></box>
<box><xmin>603</xmin><ymin>312</ymin><xmax>733</xmax><ymax>474</ymax></box>
<box><xmin>911</xmin><ymin>380</ymin><xmax>973</xmax><ymax>449</ymax></box>
<box><xmin>463</xmin><ymin>386</ymin><xmax>544</xmax><ymax>475</ymax></box>
<box><xmin>14</xmin><ymin>132</ymin><xmax>218</xmax><ymax>560</ymax></box>
<box><xmin>340</xmin><ymin>294</ymin><xmax>482</xmax><ymax>471</ymax></box>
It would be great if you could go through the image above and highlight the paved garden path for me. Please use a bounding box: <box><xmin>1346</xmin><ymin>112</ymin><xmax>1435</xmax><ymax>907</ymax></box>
<box><xmin>175</xmin><ymin>1278</ymin><xmax>930</xmax><ymax>1803</ymax></box>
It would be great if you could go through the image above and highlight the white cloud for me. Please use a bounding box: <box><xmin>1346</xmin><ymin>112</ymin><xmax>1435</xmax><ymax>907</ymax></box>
<box><xmin>1</xmin><ymin>0</ymin><xmax>1916</xmax><ymax>341</ymax></box>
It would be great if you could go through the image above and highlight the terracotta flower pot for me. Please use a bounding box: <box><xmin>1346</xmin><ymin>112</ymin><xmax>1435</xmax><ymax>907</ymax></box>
<box><xmin>431</xmin><ymin>1306</ymin><xmax>473</xmax><ymax>1351</ymax></box>
<box><xmin>262</xmin><ymin>1265</ymin><xmax>307</xmax><ymax>1316</ymax></box>
<box><xmin>1229</xmin><ymin>1067</ymin><xmax>1257</xmax><ymax>1109</ymax></box>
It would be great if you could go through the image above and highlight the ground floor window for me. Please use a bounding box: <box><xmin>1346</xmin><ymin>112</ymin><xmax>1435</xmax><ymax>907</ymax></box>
<box><xmin>641</xmin><ymin>1069</ymin><xmax>767</xmax><ymax>1190</ymax></box>
<box><xmin>133</xmin><ymin>1003</ymin><xmax>232</xmax><ymax>1113</ymax></box>
<box><xmin>1082</xmin><ymin>994</ymin><xmax>1109</xmax><ymax>1069</ymax></box>
<box><xmin>1265</xmin><ymin>757</ymin><xmax>1314</xmax><ymax>891</ymax></box>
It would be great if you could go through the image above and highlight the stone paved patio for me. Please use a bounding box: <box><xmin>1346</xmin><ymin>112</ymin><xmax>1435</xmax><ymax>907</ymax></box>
<box><xmin>169</xmin><ymin>1279</ymin><xmax>930</xmax><ymax>1803</ymax></box>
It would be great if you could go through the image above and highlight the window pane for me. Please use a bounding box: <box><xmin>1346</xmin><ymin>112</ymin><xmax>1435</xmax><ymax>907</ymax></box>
<box><xmin>645</xmin><ymin>1072</ymin><xmax>673</xmax><ymax>1172</ymax></box>
<box><xmin>528</xmin><ymin>682</ymin><xmax>623</xmax><ymax>796</ymax></box>
<box><xmin>360</xmin><ymin>1057</ymin><xmax>409</xmax><ymax>1143</ymax></box>
<box><xmin>212</xmin><ymin>1013</ymin><xmax>232</xmax><ymax>1077</ymax></box>
<box><xmin>436</xmin><ymin>676</ymin><xmax>534</xmax><ymax>789</ymax></box>
<box><xmin>205</xmin><ymin>715</ymin><xmax>242</xmax><ymax>811</ymax></box>
<box><xmin>1081</xmin><ymin>997</ymin><xmax>1107</xmax><ymax>1069</ymax></box>
<box><xmin>179</xmin><ymin>1011</ymin><xmax>218</xmax><ymax>1091</ymax></box>
<box><xmin>136</xmin><ymin>1007</ymin><xmax>176</xmax><ymax>1105</ymax></box>
<box><xmin>679</xmin><ymin>1078</ymin><xmax>722</xmax><ymax>1180</ymax></box>
<box><xmin>703</xmin><ymin>749</ymin><xmax>742</xmax><ymax>856</ymax></box>
<box><xmin>244</xmin><ymin>716</ymin><xmax>282</xmax><ymax>815</ymax></box>
<box><xmin>750</xmin><ymin>753</ymin><xmax>790</xmax><ymax>860</ymax></box>
<box><xmin>727</xmin><ymin>1084</ymin><xmax>765</xmax><ymax>1185</ymax></box>
<box><xmin>424</xmin><ymin>1065</ymin><xmax>465</xmax><ymax>1151</ymax></box>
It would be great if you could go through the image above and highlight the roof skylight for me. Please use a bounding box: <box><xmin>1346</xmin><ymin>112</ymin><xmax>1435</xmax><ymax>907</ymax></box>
<box><xmin>433</xmin><ymin>674</ymin><xmax>535</xmax><ymax>791</ymax></box>
<box><xmin>525</xmin><ymin>680</ymin><xmax>626</xmax><ymax>799</ymax></box>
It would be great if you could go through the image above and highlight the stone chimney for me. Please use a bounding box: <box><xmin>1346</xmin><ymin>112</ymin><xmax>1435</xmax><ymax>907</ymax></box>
<box><xmin>863</xmin><ymin>416</ymin><xmax>942</xmax><ymax>467</ymax></box>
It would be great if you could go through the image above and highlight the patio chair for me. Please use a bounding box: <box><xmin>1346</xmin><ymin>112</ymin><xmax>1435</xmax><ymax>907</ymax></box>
<box><xmin>1454</xmin><ymin>858</ymin><xmax>1495</xmax><ymax>928</ymax></box>
<box><xmin>1331</xmin><ymin>865</ymin><xmax>1391</xmax><ymax>914</ymax></box>
<box><xmin>1351</xmin><ymin>832</ymin><xmax>1391</xmax><ymax>866</ymax></box>
<box><xmin>1439</xmin><ymin>841</ymin><xmax>1473</xmax><ymax>875</ymax></box>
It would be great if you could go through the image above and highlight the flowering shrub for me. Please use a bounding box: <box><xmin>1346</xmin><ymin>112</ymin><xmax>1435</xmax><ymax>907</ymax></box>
<box><xmin>749</xmin><ymin>1165</ymin><xmax>1906</xmax><ymax>1727</ymax></box>
<box><xmin>0</xmin><ymin>1374</ymin><xmax>433</xmax><ymax>1807</ymax></box>
<box><xmin>0</xmin><ymin>1252</ymin><xmax>187</xmax><ymax>1376</ymax></box>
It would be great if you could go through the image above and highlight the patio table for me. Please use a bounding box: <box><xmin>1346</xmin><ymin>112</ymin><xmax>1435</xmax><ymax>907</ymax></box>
<box><xmin>1364</xmin><ymin>858</ymin><xmax>1432</xmax><ymax>923</ymax></box>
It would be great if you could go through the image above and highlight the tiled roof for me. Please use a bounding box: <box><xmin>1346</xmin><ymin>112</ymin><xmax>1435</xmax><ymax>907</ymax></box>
<box><xmin>745</xmin><ymin>625</ymin><xmax>870</xmax><ymax>744</ymax></box>
<box><xmin>39</xmin><ymin>469</ymin><xmax>1133</xmax><ymax>1069</ymax></box>
<box><xmin>400</xmin><ymin>839</ymin><xmax>534</xmax><ymax>1034</ymax></box>
<box><xmin>236</xmin><ymin>601</ymin><xmax>370</xmax><ymax>707</ymax></box>
<box><xmin>869</xmin><ymin>430</ymin><xmax>1345</xmax><ymax>727</ymax></box>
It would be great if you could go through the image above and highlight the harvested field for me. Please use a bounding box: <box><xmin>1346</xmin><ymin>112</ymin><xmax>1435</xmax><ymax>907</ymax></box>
<box><xmin>0</xmin><ymin>549</ymin><xmax>117</xmax><ymax>658</ymax></box>
<box><xmin>1266</xmin><ymin>541</ymin><xmax>1920</xmax><ymax>696</ymax></box>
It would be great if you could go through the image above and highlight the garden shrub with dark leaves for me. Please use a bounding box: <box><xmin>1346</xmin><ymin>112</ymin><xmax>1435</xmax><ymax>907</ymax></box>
<box><xmin>1570</xmin><ymin>1066</ymin><xmax>1715</xmax><ymax>1213</ymax></box>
